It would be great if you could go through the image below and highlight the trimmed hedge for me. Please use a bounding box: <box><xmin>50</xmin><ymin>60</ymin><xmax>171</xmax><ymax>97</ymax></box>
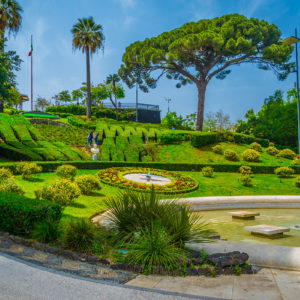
<box><xmin>0</xmin><ymin>143</ymin><xmax>34</xmax><ymax>161</ymax></box>
<box><xmin>1</xmin><ymin>161</ymin><xmax>299</xmax><ymax>175</ymax></box>
<box><xmin>191</xmin><ymin>132</ymin><xmax>218</xmax><ymax>147</ymax></box>
<box><xmin>0</xmin><ymin>191</ymin><xmax>61</xmax><ymax>236</ymax></box>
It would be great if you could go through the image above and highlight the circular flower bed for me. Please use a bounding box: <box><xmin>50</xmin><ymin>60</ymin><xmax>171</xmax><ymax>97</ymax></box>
<box><xmin>97</xmin><ymin>167</ymin><xmax>199</xmax><ymax>194</ymax></box>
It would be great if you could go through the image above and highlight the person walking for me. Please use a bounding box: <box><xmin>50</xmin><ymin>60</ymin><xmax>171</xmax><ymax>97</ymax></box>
<box><xmin>94</xmin><ymin>132</ymin><xmax>100</xmax><ymax>145</ymax></box>
<box><xmin>87</xmin><ymin>130</ymin><xmax>94</xmax><ymax>147</ymax></box>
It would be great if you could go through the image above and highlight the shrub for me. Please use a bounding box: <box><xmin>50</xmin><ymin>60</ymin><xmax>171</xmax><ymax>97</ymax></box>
<box><xmin>0</xmin><ymin>178</ymin><xmax>24</xmax><ymax>195</ymax></box>
<box><xmin>32</xmin><ymin>217</ymin><xmax>61</xmax><ymax>243</ymax></box>
<box><xmin>62</xmin><ymin>219</ymin><xmax>96</xmax><ymax>253</ymax></box>
<box><xmin>212</xmin><ymin>144</ymin><xmax>223</xmax><ymax>154</ymax></box>
<box><xmin>104</xmin><ymin>189</ymin><xmax>212</xmax><ymax>246</ymax></box>
<box><xmin>158</xmin><ymin>134</ymin><xmax>184</xmax><ymax>144</ymax></box>
<box><xmin>250</xmin><ymin>142</ymin><xmax>262</xmax><ymax>152</ymax></box>
<box><xmin>266</xmin><ymin>146</ymin><xmax>279</xmax><ymax>156</ymax></box>
<box><xmin>278</xmin><ymin>149</ymin><xmax>297</xmax><ymax>160</ymax></box>
<box><xmin>55</xmin><ymin>164</ymin><xmax>78</xmax><ymax>180</ymax></box>
<box><xmin>240</xmin><ymin>175</ymin><xmax>252</xmax><ymax>187</ymax></box>
<box><xmin>191</xmin><ymin>132</ymin><xmax>218</xmax><ymax>148</ymax></box>
<box><xmin>295</xmin><ymin>176</ymin><xmax>300</xmax><ymax>188</ymax></box>
<box><xmin>242</xmin><ymin>149</ymin><xmax>260</xmax><ymax>162</ymax></box>
<box><xmin>75</xmin><ymin>175</ymin><xmax>101</xmax><ymax>195</ymax></box>
<box><xmin>40</xmin><ymin>179</ymin><xmax>81</xmax><ymax>206</ymax></box>
<box><xmin>239</xmin><ymin>166</ymin><xmax>252</xmax><ymax>176</ymax></box>
<box><xmin>202</xmin><ymin>166</ymin><xmax>214</xmax><ymax>178</ymax></box>
<box><xmin>0</xmin><ymin>168</ymin><xmax>14</xmax><ymax>182</ymax></box>
<box><xmin>275</xmin><ymin>166</ymin><xmax>295</xmax><ymax>178</ymax></box>
<box><xmin>224</xmin><ymin>149</ymin><xmax>239</xmax><ymax>161</ymax></box>
<box><xmin>292</xmin><ymin>158</ymin><xmax>299</xmax><ymax>165</ymax></box>
<box><xmin>126</xmin><ymin>222</ymin><xmax>187</xmax><ymax>273</ymax></box>
<box><xmin>16</xmin><ymin>162</ymin><xmax>42</xmax><ymax>180</ymax></box>
<box><xmin>0</xmin><ymin>191</ymin><xmax>61</xmax><ymax>236</ymax></box>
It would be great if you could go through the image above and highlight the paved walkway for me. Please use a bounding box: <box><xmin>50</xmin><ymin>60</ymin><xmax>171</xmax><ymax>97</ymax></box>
<box><xmin>126</xmin><ymin>268</ymin><xmax>300</xmax><ymax>300</ymax></box>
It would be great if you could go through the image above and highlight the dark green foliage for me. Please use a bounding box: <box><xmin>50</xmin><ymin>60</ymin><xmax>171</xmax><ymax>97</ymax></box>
<box><xmin>218</xmin><ymin>132</ymin><xmax>269</xmax><ymax>147</ymax></box>
<box><xmin>0</xmin><ymin>143</ymin><xmax>34</xmax><ymax>161</ymax></box>
<box><xmin>62</xmin><ymin>219</ymin><xmax>96</xmax><ymax>253</ymax></box>
<box><xmin>32</xmin><ymin>217</ymin><xmax>61</xmax><ymax>243</ymax></box>
<box><xmin>104</xmin><ymin>189</ymin><xmax>212</xmax><ymax>246</ymax></box>
<box><xmin>159</xmin><ymin>134</ymin><xmax>184</xmax><ymax>144</ymax></box>
<box><xmin>126</xmin><ymin>222</ymin><xmax>187</xmax><ymax>273</ymax></box>
<box><xmin>0</xmin><ymin>192</ymin><xmax>61</xmax><ymax>236</ymax></box>
<box><xmin>191</xmin><ymin>133</ymin><xmax>218</xmax><ymax>147</ymax></box>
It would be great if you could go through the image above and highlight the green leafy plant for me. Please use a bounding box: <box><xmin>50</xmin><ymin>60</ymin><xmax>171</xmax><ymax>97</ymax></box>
<box><xmin>40</xmin><ymin>179</ymin><xmax>81</xmax><ymax>206</ymax></box>
<box><xmin>16</xmin><ymin>162</ymin><xmax>42</xmax><ymax>180</ymax></box>
<box><xmin>32</xmin><ymin>217</ymin><xmax>61</xmax><ymax>243</ymax></box>
<box><xmin>239</xmin><ymin>165</ymin><xmax>252</xmax><ymax>176</ymax></box>
<box><xmin>126</xmin><ymin>222</ymin><xmax>187</xmax><ymax>273</ymax></box>
<box><xmin>240</xmin><ymin>175</ymin><xmax>252</xmax><ymax>187</ymax></box>
<box><xmin>274</xmin><ymin>166</ymin><xmax>294</xmax><ymax>178</ymax></box>
<box><xmin>242</xmin><ymin>149</ymin><xmax>260</xmax><ymax>162</ymax></box>
<box><xmin>234</xmin><ymin>265</ymin><xmax>242</xmax><ymax>276</ymax></box>
<box><xmin>278</xmin><ymin>149</ymin><xmax>296</xmax><ymax>160</ymax></box>
<box><xmin>75</xmin><ymin>174</ymin><xmax>101</xmax><ymax>195</ymax></box>
<box><xmin>266</xmin><ymin>146</ymin><xmax>279</xmax><ymax>156</ymax></box>
<box><xmin>212</xmin><ymin>144</ymin><xmax>223</xmax><ymax>154</ymax></box>
<box><xmin>62</xmin><ymin>219</ymin><xmax>96</xmax><ymax>253</ymax></box>
<box><xmin>0</xmin><ymin>178</ymin><xmax>24</xmax><ymax>195</ymax></box>
<box><xmin>224</xmin><ymin>149</ymin><xmax>239</xmax><ymax>161</ymax></box>
<box><xmin>295</xmin><ymin>176</ymin><xmax>300</xmax><ymax>188</ymax></box>
<box><xmin>0</xmin><ymin>167</ymin><xmax>14</xmax><ymax>182</ymax></box>
<box><xmin>202</xmin><ymin>166</ymin><xmax>214</xmax><ymax>178</ymax></box>
<box><xmin>56</xmin><ymin>164</ymin><xmax>78</xmax><ymax>180</ymax></box>
<box><xmin>249</xmin><ymin>142</ymin><xmax>262</xmax><ymax>152</ymax></box>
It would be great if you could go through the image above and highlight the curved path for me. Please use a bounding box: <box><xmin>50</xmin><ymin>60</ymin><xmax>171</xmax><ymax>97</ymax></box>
<box><xmin>0</xmin><ymin>252</ymin><xmax>218</xmax><ymax>300</ymax></box>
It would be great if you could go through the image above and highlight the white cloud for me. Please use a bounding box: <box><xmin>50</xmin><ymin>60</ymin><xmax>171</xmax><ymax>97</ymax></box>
<box><xmin>191</xmin><ymin>0</ymin><xmax>219</xmax><ymax>21</ymax></box>
<box><xmin>241</xmin><ymin>0</ymin><xmax>265</xmax><ymax>17</ymax></box>
<box><xmin>123</xmin><ymin>15</ymin><xmax>136</xmax><ymax>28</ymax></box>
<box><xmin>118</xmin><ymin>0</ymin><xmax>137</xmax><ymax>8</ymax></box>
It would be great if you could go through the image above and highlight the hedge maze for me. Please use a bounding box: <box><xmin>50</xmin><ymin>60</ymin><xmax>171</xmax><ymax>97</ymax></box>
<box><xmin>0</xmin><ymin>114</ymin><xmax>89</xmax><ymax>161</ymax></box>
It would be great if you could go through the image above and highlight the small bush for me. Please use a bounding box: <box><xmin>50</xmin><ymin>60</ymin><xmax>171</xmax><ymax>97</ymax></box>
<box><xmin>56</xmin><ymin>164</ymin><xmax>78</xmax><ymax>180</ymax></box>
<box><xmin>295</xmin><ymin>176</ymin><xmax>300</xmax><ymax>188</ymax></box>
<box><xmin>278</xmin><ymin>149</ymin><xmax>297</xmax><ymax>160</ymax></box>
<box><xmin>62</xmin><ymin>219</ymin><xmax>96</xmax><ymax>253</ymax></box>
<box><xmin>292</xmin><ymin>158</ymin><xmax>299</xmax><ymax>165</ymax></box>
<box><xmin>224</xmin><ymin>149</ymin><xmax>239</xmax><ymax>161</ymax></box>
<box><xmin>239</xmin><ymin>166</ymin><xmax>252</xmax><ymax>176</ymax></box>
<box><xmin>242</xmin><ymin>149</ymin><xmax>260</xmax><ymax>162</ymax></box>
<box><xmin>40</xmin><ymin>179</ymin><xmax>81</xmax><ymax>206</ymax></box>
<box><xmin>202</xmin><ymin>166</ymin><xmax>214</xmax><ymax>178</ymax></box>
<box><xmin>250</xmin><ymin>142</ymin><xmax>262</xmax><ymax>152</ymax></box>
<box><xmin>240</xmin><ymin>175</ymin><xmax>252</xmax><ymax>187</ymax></box>
<box><xmin>126</xmin><ymin>222</ymin><xmax>187</xmax><ymax>273</ymax></box>
<box><xmin>266</xmin><ymin>146</ymin><xmax>279</xmax><ymax>156</ymax></box>
<box><xmin>0</xmin><ymin>192</ymin><xmax>61</xmax><ymax>236</ymax></box>
<box><xmin>0</xmin><ymin>179</ymin><xmax>24</xmax><ymax>195</ymax></box>
<box><xmin>158</xmin><ymin>134</ymin><xmax>184</xmax><ymax>144</ymax></box>
<box><xmin>275</xmin><ymin>166</ymin><xmax>295</xmax><ymax>178</ymax></box>
<box><xmin>75</xmin><ymin>175</ymin><xmax>101</xmax><ymax>195</ymax></box>
<box><xmin>32</xmin><ymin>217</ymin><xmax>61</xmax><ymax>243</ymax></box>
<box><xmin>212</xmin><ymin>144</ymin><xmax>223</xmax><ymax>154</ymax></box>
<box><xmin>16</xmin><ymin>162</ymin><xmax>42</xmax><ymax>180</ymax></box>
<box><xmin>0</xmin><ymin>168</ymin><xmax>14</xmax><ymax>182</ymax></box>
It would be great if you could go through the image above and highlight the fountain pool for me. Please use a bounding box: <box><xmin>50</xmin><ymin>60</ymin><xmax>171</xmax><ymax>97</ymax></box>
<box><xmin>194</xmin><ymin>208</ymin><xmax>300</xmax><ymax>247</ymax></box>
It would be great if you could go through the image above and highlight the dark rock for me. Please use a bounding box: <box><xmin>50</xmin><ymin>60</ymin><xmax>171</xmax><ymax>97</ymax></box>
<box><xmin>61</xmin><ymin>250</ymin><xmax>78</xmax><ymax>260</ymax></box>
<box><xmin>45</xmin><ymin>245</ymin><xmax>60</xmax><ymax>255</ymax></box>
<box><xmin>111</xmin><ymin>263</ymin><xmax>128</xmax><ymax>270</ymax></box>
<box><xmin>208</xmin><ymin>235</ymin><xmax>221</xmax><ymax>239</ymax></box>
<box><xmin>98</xmin><ymin>258</ymin><xmax>111</xmax><ymax>266</ymax></box>
<box><xmin>9</xmin><ymin>235</ymin><xmax>30</xmax><ymax>246</ymax></box>
<box><xmin>193</xmin><ymin>257</ymin><xmax>204</xmax><ymax>265</ymax></box>
<box><xmin>31</xmin><ymin>242</ymin><xmax>46</xmax><ymax>252</ymax></box>
<box><xmin>188</xmin><ymin>249</ymin><xmax>201</xmax><ymax>258</ymax></box>
<box><xmin>206</xmin><ymin>251</ymin><xmax>249</xmax><ymax>268</ymax></box>
<box><xmin>86</xmin><ymin>255</ymin><xmax>99</xmax><ymax>264</ymax></box>
<box><xmin>222</xmin><ymin>266</ymin><xmax>235</xmax><ymax>275</ymax></box>
<box><xmin>187</xmin><ymin>267</ymin><xmax>199</xmax><ymax>276</ymax></box>
<box><xmin>241</xmin><ymin>265</ymin><xmax>254</xmax><ymax>274</ymax></box>
<box><xmin>0</xmin><ymin>232</ymin><xmax>9</xmax><ymax>238</ymax></box>
<box><xmin>0</xmin><ymin>239</ymin><xmax>12</xmax><ymax>249</ymax></box>
<box><xmin>197</xmin><ymin>267</ymin><xmax>211</xmax><ymax>276</ymax></box>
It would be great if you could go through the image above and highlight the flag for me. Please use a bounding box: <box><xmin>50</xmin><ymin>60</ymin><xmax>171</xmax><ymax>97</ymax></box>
<box><xmin>28</xmin><ymin>43</ymin><xmax>33</xmax><ymax>56</ymax></box>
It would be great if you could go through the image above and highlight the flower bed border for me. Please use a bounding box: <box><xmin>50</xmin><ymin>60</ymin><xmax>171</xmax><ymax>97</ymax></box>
<box><xmin>97</xmin><ymin>167</ymin><xmax>199</xmax><ymax>194</ymax></box>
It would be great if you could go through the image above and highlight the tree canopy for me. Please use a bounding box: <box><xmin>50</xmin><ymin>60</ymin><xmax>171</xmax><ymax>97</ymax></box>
<box><xmin>120</xmin><ymin>14</ymin><xmax>293</xmax><ymax>130</ymax></box>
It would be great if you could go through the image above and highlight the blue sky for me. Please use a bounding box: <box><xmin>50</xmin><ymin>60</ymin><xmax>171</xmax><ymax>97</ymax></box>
<box><xmin>6</xmin><ymin>0</ymin><xmax>300</xmax><ymax>121</ymax></box>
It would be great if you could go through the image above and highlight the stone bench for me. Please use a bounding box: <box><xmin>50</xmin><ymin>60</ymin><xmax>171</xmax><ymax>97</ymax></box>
<box><xmin>229</xmin><ymin>211</ymin><xmax>260</xmax><ymax>220</ymax></box>
<box><xmin>244</xmin><ymin>224</ymin><xmax>290</xmax><ymax>238</ymax></box>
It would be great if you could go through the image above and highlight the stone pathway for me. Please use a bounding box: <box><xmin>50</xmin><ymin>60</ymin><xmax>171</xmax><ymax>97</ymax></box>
<box><xmin>126</xmin><ymin>268</ymin><xmax>300</xmax><ymax>300</ymax></box>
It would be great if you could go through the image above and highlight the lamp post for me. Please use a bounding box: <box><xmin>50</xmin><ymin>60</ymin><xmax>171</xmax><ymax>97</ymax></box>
<box><xmin>136</xmin><ymin>82</ymin><xmax>138</xmax><ymax>122</ymax></box>
<box><xmin>165</xmin><ymin>97</ymin><xmax>171</xmax><ymax>114</ymax></box>
<box><xmin>282</xmin><ymin>29</ymin><xmax>300</xmax><ymax>164</ymax></box>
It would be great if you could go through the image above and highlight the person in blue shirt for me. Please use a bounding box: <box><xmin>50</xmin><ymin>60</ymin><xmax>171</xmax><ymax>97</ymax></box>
<box><xmin>94</xmin><ymin>132</ymin><xmax>100</xmax><ymax>145</ymax></box>
<box><xmin>87</xmin><ymin>130</ymin><xmax>94</xmax><ymax>147</ymax></box>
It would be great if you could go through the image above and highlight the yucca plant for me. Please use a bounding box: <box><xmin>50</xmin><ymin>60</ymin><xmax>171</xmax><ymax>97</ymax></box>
<box><xmin>104</xmin><ymin>188</ymin><xmax>213</xmax><ymax>246</ymax></box>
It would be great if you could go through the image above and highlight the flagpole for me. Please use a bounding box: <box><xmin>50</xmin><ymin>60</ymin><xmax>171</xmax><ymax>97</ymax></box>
<box><xmin>31</xmin><ymin>34</ymin><xmax>33</xmax><ymax>111</ymax></box>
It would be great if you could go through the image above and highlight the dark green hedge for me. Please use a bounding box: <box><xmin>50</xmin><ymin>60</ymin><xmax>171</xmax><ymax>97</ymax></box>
<box><xmin>191</xmin><ymin>132</ymin><xmax>219</xmax><ymax>147</ymax></box>
<box><xmin>218</xmin><ymin>132</ymin><xmax>269</xmax><ymax>147</ymax></box>
<box><xmin>0</xmin><ymin>161</ymin><xmax>298</xmax><ymax>175</ymax></box>
<box><xmin>0</xmin><ymin>192</ymin><xmax>62</xmax><ymax>236</ymax></box>
<box><xmin>0</xmin><ymin>143</ymin><xmax>34</xmax><ymax>161</ymax></box>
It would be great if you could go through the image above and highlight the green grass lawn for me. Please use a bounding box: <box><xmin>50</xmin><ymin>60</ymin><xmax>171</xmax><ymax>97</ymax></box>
<box><xmin>14</xmin><ymin>169</ymin><xmax>300</xmax><ymax>220</ymax></box>
<box><xmin>159</xmin><ymin>142</ymin><xmax>293</xmax><ymax>166</ymax></box>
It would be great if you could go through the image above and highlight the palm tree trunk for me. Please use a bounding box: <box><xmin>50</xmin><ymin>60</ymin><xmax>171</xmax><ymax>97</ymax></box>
<box><xmin>196</xmin><ymin>81</ymin><xmax>207</xmax><ymax>131</ymax></box>
<box><xmin>0</xmin><ymin>30</ymin><xmax>5</xmax><ymax>113</ymax></box>
<box><xmin>85</xmin><ymin>46</ymin><xmax>92</xmax><ymax>118</ymax></box>
<box><xmin>113</xmin><ymin>81</ymin><xmax>118</xmax><ymax>121</ymax></box>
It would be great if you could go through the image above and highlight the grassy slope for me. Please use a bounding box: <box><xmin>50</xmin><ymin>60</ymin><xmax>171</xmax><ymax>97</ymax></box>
<box><xmin>159</xmin><ymin>142</ymin><xmax>293</xmax><ymax>166</ymax></box>
<box><xmin>15</xmin><ymin>170</ymin><xmax>300</xmax><ymax>220</ymax></box>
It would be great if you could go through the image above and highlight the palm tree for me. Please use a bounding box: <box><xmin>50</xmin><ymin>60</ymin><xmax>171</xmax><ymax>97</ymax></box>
<box><xmin>106</xmin><ymin>73</ymin><xmax>120</xmax><ymax>120</ymax></box>
<box><xmin>71</xmin><ymin>17</ymin><xmax>104</xmax><ymax>118</ymax></box>
<box><xmin>0</xmin><ymin>0</ymin><xmax>23</xmax><ymax>49</ymax></box>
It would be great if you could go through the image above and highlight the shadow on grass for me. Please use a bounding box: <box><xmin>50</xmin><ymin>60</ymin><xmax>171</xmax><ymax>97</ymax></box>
<box><xmin>24</xmin><ymin>177</ymin><xmax>44</xmax><ymax>182</ymax></box>
<box><xmin>70</xmin><ymin>202</ymin><xmax>86</xmax><ymax>208</ymax></box>
<box><xmin>87</xmin><ymin>191</ymin><xmax>106</xmax><ymax>197</ymax></box>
